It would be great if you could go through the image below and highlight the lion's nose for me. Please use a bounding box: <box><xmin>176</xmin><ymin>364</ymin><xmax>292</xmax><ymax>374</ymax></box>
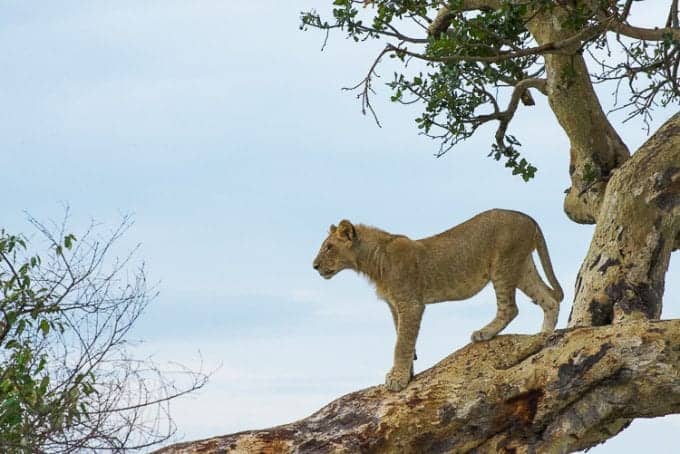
<box><xmin>313</xmin><ymin>261</ymin><xmax>320</xmax><ymax>270</ymax></box>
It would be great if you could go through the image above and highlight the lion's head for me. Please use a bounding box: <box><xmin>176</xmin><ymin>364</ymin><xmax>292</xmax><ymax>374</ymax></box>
<box><xmin>313</xmin><ymin>220</ymin><xmax>358</xmax><ymax>279</ymax></box>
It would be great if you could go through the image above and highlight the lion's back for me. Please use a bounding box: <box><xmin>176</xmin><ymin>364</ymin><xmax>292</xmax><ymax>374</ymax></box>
<box><xmin>413</xmin><ymin>210</ymin><xmax>538</xmax><ymax>299</ymax></box>
<box><xmin>421</xmin><ymin>209</ymin><xmax>536</xmax><ymax>250</ymax></box>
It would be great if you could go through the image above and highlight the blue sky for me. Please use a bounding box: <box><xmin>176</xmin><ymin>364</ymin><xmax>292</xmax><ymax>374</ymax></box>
<box><xmin>2</xmin><ymin>1</ymin><xmax>678</xmax><ymax>452</ymax></box>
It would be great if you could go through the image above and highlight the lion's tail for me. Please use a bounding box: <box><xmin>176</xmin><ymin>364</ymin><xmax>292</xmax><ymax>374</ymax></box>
<box><xmin>533</xmin><ymin>223</ymin><xmax>564</xmax><ymax>302</ymax></box>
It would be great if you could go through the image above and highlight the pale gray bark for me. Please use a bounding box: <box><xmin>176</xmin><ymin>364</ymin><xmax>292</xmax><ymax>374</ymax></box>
<box><xmin>569</xmin><ymin>113</ymin><xmax>680</xmax><ymax>327</ymax></box>
<box><xmin>155</xmin><ymin>320</ymin><xmax>680</xmax><ymax>454</ymax></box>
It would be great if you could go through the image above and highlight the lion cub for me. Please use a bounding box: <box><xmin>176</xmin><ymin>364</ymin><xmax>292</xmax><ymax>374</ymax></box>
<box><xmin>313</xmin><ymin>209</ymin><xmax>563</xmax><ymax>392</ymax></box>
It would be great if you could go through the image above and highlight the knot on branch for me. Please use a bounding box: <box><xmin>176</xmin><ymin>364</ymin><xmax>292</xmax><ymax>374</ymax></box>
<box><xmin>563</xmin><ymin>180</ymin><xmax>607</xmax><ymax>224</ymax></box>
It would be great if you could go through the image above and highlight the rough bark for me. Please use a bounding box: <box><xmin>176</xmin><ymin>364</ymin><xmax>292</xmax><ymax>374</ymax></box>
<box><xmin>156</xmin><ymin>319</ymin><xmax>680</xmax><ymax>454</ymax></box>
<box><xmin>569</xmin><ymin>112</ymin><xmax>680</xmax><ymax>327</ymax></box>
<box><xmin>525</xmin><ymin>8</ymin><xmax>630</xmax><ymax>224</ymax></box>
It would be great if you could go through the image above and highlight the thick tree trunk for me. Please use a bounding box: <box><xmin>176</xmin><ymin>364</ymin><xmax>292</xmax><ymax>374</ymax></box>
<box><xmin>156</xmin><ymin>319</ymin><xmax>680</xmax><ymax>454</ymax></box>
<box><xmin>569</xmin><ymin>113</ymin><xmax>680</xmax><ymax>327</ymax></box>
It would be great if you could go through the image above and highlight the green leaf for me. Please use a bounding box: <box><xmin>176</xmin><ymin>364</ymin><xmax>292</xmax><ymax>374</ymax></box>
<box><xmin>39</xmin><ymin>319</ymin><xmax>50</xmax><ymax>336</ymax></box>
<box><xmin>38</xmin><ymin>375</ymin><xmax>50</xmax><ymax>395</ymax></box>
<box><xmin>64</xmin><ymin>234</ymin><xmax>76</xmax><ymax>250</ymax></box>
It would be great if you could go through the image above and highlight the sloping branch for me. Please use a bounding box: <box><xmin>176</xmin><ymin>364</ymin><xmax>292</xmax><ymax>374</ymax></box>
<box><xmin>155</xmin><ymin>319</ymin><xmax>680</xmax><ymax>453</ymax></box>
<box><xmin>470</xmin><ymin>78</ymin><xmax>547</xmax><ymax>148</ymax></box>
<box><xmin>523</xmin><ymin>12</ymin><xmax>630</xmax><ymax>224</ymax></box>
<box><xmin>606</xmin><ymin>19</ymin><xmax>680</xmax><ymax>41</ymax></box>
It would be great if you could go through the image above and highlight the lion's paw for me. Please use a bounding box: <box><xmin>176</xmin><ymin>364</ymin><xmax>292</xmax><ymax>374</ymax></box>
<box><xmin>471</xmin><ymin>329</ymin><xmax>495</xmax><ymax>342</ymax></box>
<box><xmin>384</xmin><ymin>368</ymin><xmax>410</xmax><ymax>392</ymax></box>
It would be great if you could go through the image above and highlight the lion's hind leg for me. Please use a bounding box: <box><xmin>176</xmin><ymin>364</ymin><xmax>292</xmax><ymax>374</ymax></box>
<box><xmin>517</xmin><ymin>257</ymin><xmax>559</xmax><ymax>332</ymax></box>
<box><xmin>471</xmin><ymin>277</ymin><xmax>518</xmax><ymax>342</ymax></box>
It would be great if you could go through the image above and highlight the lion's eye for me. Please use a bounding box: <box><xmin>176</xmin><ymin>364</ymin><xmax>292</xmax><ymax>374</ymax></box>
<box><xmin>325</xmin><ymin>244</ymin><xmax>333</xmax><ymax>251</ymax></box>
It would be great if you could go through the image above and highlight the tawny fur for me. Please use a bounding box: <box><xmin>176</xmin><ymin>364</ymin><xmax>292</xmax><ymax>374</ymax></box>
<box><xmin>313</xmin><ymin>209</ymin><xmax>563</xmax><ymax>392</ymax></box>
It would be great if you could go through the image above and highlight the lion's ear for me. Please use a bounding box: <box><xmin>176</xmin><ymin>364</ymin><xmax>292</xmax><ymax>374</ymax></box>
<box><xmin>337</xmin><ymin>220</ymin><xmax>356</xmax><ymax>241</ymax></box>
<box><xmin>329</xmin><ymin>224</ymin><xmax>337</xmax><ymax>234</ymax></box>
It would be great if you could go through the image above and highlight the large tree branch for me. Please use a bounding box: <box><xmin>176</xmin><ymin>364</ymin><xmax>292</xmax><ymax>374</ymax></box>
<box><xmin>156</xmin><ymin>319</ymin><xmax>680</xmax><ymax>453</ymax></box>
<box><xmin>569</xmin><ymin>112</ymin><xmax>680</xmax><ymax>327</ymax></box>
<box><xmin>523</xmin><ymin>10</ymin><xmax>631</xmax><ymax>224</ymax></box>
<box><xmin>602</xmin><ymin>0</ymin><xmax>680</xmax><ymax>41</ymax></box>
<box><xmin>606</xmin><ymin>20</ymin><xmax>680</xmax><ymax>41</ymax></box>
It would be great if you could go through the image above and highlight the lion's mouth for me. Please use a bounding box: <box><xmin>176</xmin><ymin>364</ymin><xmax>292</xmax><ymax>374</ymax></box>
<box><xmin>319</xmin><ymin>269</ymin><xmax>338</xmax><ymax>279</ymax></box>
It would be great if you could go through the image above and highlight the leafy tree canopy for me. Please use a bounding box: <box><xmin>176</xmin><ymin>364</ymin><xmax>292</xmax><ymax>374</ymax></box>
<box><xmin>301</xmin><ymin>0</ymin><xmax>680</xmax><ymax>180</ymax></box>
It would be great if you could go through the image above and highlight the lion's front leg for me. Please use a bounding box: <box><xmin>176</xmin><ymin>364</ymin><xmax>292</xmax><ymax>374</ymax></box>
<box><xmin>386</xmin><ymin>301</ymin><xmax>417</xmax><ymax>361</ymax></box>
<box><xmin>385</xmin><ymin>303</ymin><xmax>424</xmax><ymax>392</ymax></box>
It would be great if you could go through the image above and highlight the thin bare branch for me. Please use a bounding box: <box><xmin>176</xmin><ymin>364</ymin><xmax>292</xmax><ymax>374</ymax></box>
<box><xmin>342</xmin><ymin>45</ymin><xmax>393</xmax><ymax>126</ymax></box>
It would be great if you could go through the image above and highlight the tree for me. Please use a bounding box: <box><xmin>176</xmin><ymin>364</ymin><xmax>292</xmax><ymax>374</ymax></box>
<box><xmin>157</xmin><ymin>1</ymin><xmax>679</xmax><ymax>452</ymax></box>
<box><xmin>0</xmin><ymin>213</ymin><xmax>208</xmax><ymax>452</ymax></box>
